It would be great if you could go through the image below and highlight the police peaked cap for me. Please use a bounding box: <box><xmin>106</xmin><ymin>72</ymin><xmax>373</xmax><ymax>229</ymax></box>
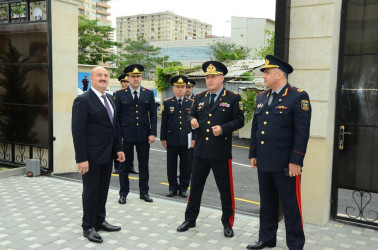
<box><xmin>118</xmin><ymin>73</ymin><xmax>128</xmax><ymax>81</ymax></box>
<box><xmin>260</xmin><ymin>55</ymin><xmax>293</xmax><ymax>74</ymax></box>
<box><xmin>170</xmin><ymin>75</ymin><xmax>188</xmax><ymax>86</ymax></box>
<box><xmin>202</xmin><ymin>61</ymin><xmax>228</xmax><ymax>76</ymax></box>
<box><xmin>124</xmin><ymin>64</ymin><xmax>144</xmax><ymax>76</ymax></box>
<box><xmin>187</xmin><ymin>79</ymin><xmax>196</xmax><ymax>86</ymax></box>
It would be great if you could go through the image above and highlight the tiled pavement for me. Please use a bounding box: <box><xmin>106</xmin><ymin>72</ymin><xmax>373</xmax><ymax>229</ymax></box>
<box><xmin>0</xmin><ymin>175</ymin><xmax>377</xmax><ymax>250</ymax></box>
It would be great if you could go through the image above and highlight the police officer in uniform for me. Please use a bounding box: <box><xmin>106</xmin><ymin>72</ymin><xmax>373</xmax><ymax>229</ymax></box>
<box><xmin>160</xmin><ymin>75</ymin><xmax>194</xmax><ymax>198</ymax></box>
<box><xmin>247</xmin><ymin>55</ymin><xmax>311</xmax><ymax>250</ymax></box>
<box><xmin>185</xmin><ymin>78</ymin><xmax>196</xmax><ymax>171</ymax></box>
<box><xmin>185</xmin><ymin>79</ymin><xmax>196</xmax><ymax>99</ymax></box>
<box><xmin>114</xmin><ymin>64</ymin><xmax>157</xmax><ymax>204</ymax></box>
<box><xmin>177</xmin><ymin>61</ymin><xmax>244</xmax><ymax>238</ymax></box>
<box><xmin>113</xmin><ymin>74</ymin><xmax>138</xmax><ymax>175</ymax></box>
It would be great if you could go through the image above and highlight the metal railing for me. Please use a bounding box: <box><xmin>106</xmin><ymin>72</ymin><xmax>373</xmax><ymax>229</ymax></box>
<box><xmin>0</xmin><ymin>140</ymin><xmax>49</xmax><ymax>173</ymax></box>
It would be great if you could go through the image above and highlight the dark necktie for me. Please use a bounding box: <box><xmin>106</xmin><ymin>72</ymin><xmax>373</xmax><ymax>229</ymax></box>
<box><xmin>133</xmin><ymin>90</ymin><xmax>138</xmax><ymax>104</ymax></box>
<box><xmin>209</xmin><ymin>93</ymin><xmax>216</xmax><ymax>108</ymax></box>
<box><xmin>178</xmin><ymin>98</ymin><xmax>182</xmax><ymax>108</ymax></box>
<box><xmin>101</xmin><ymin>95</ymin><xmax>113</xmax><ymax>124</ymax></box>
<box><xmin>269</xmin><ymin>92</ymin><xmax>278</xmax><ymax>105</ymax></box>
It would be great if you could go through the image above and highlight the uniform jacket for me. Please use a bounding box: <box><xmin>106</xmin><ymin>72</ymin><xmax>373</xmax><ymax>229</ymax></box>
<box><xmin>249</xmin><ymin>83</ymin><xmax>311</xmax><ymax>171</ymax></box>
<box><xmin>160</xmin><ymin>96</ymin><xmax>194</xmax><ymax>147</ymax></box>
<box><xmin>114</xmin><ymin>86</ymin><xmax>157</xmax><ymax>142</ymax></box>
<box><xmin>72</xmin><ymin>89</ymin><xmax>122</xmax><ymax>164</ymax></box>
<box><xmin>188</xmin><ymin>88</ymin><xmax>244</xmax><ymax>159</ymax></box>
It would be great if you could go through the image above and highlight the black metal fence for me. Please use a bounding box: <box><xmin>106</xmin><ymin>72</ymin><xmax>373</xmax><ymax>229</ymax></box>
<box><xmin>0</xmin><ymin>140</ymin><xmax>49</xmax><ymax>173</ymax></box>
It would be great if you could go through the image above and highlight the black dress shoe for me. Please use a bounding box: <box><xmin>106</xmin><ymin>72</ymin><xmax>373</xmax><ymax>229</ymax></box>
<box><xmin>95</xmin><ymin>220</ymin><xmax>121</xmax><ymax>232</ymax></box>
<box><xmin>179</xmin><ymin>192</ymin><xmax>187</xmax><ymax>198</ymax></box>
<box><xmin>140</xmin><ymin>194</ymin><xmax>153</xmax><ymax>202</ymax></box>
<box><xmin>177</xmin><ymin>221</ymin><xmax>196</xmax><ymax>232</ymax></box>
<box><xmin>130</xmin><ymin>169</ymin><xmax>139</xmax><ymax>174</ymax></box>
<box><xmin>224</xmin><ymin>225</ymin><xmax>234</xmax><ymax>238</ymax></box>
<box><xmin>118</xmin><ymin>196</ymin><xmax>126</xmax><ymax>204</ymax></box>
<box><xmin>83</xmin><ymin>228</ymin><xmax>103</xmax><ymax>243</ymax></box>
<box><xmin>167</xmin><ymin>191</ymin><xmax>177</xmax><ymax>197</ymax></box>
<box><xmin>113</xmin><ymin>169</ymin><xmax>119</xmax><ymax>174</ymax></box>
<box><xmin>246</xmin><ymin>240</ymin><xmax>276</xmax><ymax>249</ymax></box>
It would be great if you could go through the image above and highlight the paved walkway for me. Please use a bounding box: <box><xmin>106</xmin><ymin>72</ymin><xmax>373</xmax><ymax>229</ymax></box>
<box><xmin>0</xmin><ymin>175</ymin><xmax>377</xmax><ymax>250</ymax></box>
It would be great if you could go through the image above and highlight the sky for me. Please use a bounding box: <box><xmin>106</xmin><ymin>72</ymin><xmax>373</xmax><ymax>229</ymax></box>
<box><xmin>109</xmin><ymin>0</ymin><xmax>276</xmax><ymax>37</ymax></box>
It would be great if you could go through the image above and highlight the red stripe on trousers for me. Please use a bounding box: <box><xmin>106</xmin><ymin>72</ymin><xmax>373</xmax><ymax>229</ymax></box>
<box><xmin>228</xmin><ymin>159</ymin><xmax>235</xmax><ymax>227</ymax></box>
<box><xmin>296</xmin><ymin>175</ymin><xmax>304</xmax><ymax>229</ymax></box>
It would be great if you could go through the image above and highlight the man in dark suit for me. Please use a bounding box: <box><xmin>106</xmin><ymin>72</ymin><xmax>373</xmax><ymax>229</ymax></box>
<box><xmin>246</xmin><ymin>55</ymin><xmax>311</xmax><ymax>250</ymax></box>
<box><xmin>112</xmin><ymin>74</ymin><xmax>138</xmax><ymax>175</ymax></box>
<box><xmin>72</xmin><ymin>66</ymin><xmax>125</xmax><ymax>243</ymax></box>
<box><xmin>160</xmin><ymin>75</ymin><xmax>194</xmax><ymax>198</ymax></box>
<box><xmin>114</xmin><ymin>64</ymin><xmax>157</xmax><ymax>204</ymax></box>
<box><xmin>177</xmin><ymin>61</ymin><xmax>244</xmax><ymax>238</ymax></box>
<box><xmin>185</xmin><ymin>78</ymin><xmax>196</xmax><ymax>99</ymax></box>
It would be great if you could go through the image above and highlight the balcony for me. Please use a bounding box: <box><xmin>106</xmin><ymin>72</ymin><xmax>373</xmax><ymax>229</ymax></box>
<box><xmin>96</xmin><ymin>9</ymin><xmax>110</xmax><ymax>16</ymax></box>
<box><xmin>96</xmin><ymin>2</ymin><xmax>111</xmax><ymax>9</ymax></box>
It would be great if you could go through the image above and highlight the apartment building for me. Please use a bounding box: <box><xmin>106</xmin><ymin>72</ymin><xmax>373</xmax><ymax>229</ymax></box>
<box><xmin>116</xmin><ymin>11</ymin><xmax>212</xmax><ymax>43</ymax></box>
<box><xmin>78</xmin><ymin>0</ymin><xmax>111</xmax><ymax>26</ymax></box>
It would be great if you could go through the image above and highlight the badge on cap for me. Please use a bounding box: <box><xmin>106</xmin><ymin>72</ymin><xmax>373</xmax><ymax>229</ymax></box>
<box><xmin>301</xmin><ymin>100</ymin><xmax>309</xmax><ymax>111</ymax></box>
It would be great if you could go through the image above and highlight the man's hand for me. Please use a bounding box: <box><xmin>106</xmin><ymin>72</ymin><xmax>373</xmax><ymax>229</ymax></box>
<box><xmin>250</xmin><ymin>158</ymin><xmax>257</xmax><ymax>169</ymax></box>
<box><xmin>191</xmin><ymin>118</ymin><xmax>199</xmax><ymax>128</ymax></box>
<box><xmin>211</xmin><ymin>125</ymin><xmax>222</xmax><ymax>136</ymax></box>
<box><xmin>289</xmin><ymin>163</ymin><xmax>301</xmax><ymax>177</ymax></box>
<box><xmin>117</xmin><ymin>151</ymin><xmax>125</xmax><ymax>162</ymax></box>
<box><xmin>161</xmin><ymin>140</ymin><xmax>167</xmax><ymax>149</ymax></box>
<box><xmin>148</xmin><ymin>135</ymin><xmax>156</xmax><ymax>144</ymax></box>
<box><xmin>190</xmin><ymin>140</ymin><xmax>195</xmax><ymax>148</ymax></box>
<box><xmin>78</xmin><ymin>161</ymin><xmax>89</xmax><ymax>175</ymax></box>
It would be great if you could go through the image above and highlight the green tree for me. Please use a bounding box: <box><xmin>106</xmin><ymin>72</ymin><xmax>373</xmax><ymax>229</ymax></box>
<box><xmin>254</xmin><ymin>29</ymin><xmax>275</xmax><ymax>59</ymax></box>
<box><xmin>209</xmin><ymin>41</ymin><xmax>251</xmax><ymax>61</ymax></box>
<box><xmin>78</xmin><ymin>16</ymin><xmax>119</xmax><ymax>65</ymax></box>
<box><xmin>155</xmin><ymin>65</ymin><xmax>184</xmax><ymax>92</ymax></box>
<box><xmin>241</xmin><ymin>89</ymin><xmax>257</xmax><ymax>123</ymax></box>
<box><xmin>114</xmin><ymin>36</ymin><xmax>170</xmax><ymax>79</ymax></box>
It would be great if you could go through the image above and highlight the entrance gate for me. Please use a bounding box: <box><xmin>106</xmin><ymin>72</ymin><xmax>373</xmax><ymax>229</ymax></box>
<box><xmin>332</xmin><ymin>0</ymin><xmax>378</xmax><ymax>228</ymax></box>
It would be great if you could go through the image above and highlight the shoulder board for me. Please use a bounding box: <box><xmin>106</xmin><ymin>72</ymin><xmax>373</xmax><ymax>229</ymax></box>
<box><xmin>289</xmin><ymin>86</ymin><xmax>305</xmax><ymax>93</ymax></box>
<box><xmin>142</xmin><ymin>87</ymin><xmax>152</xmax><ymax>92</ymax></box>
<box><xmin>196</xmin><ymin>90</ymin><xmax>208</xmax><ymax>96</ymax></box>
<box><xmin>116</xmin><ymin>89</ymin><xmax>124</xmax><ymax>92</ymax></box>
<box><xmin>225</xmin><ymin>89</ymin><xmax>238</xmax><ymax>96</ymax></box>
<box><xmin>164</xmin><ymin>97</ymin><xmax>173</xmax><ymax>101</ymax></box>
<box><xmin>258</xmin><ymin>89</ymin><xmax>269</xmax><ymax>96</ymax></box>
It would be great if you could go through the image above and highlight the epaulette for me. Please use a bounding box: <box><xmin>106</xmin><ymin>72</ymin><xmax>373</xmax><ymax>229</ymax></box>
<box><xmin>164</xmin><ymin>97</ymin><xmax>173</xmax><ymax>101</ymax></box>
<box><xmin>289</xmin><ymin>86</ymin><xmax>305</xmax><ymax>93</ymax></box>
<box><xmin>258</xmin><ymin>89</ymin><xmax>269</xmax><ymax>96</ymax></box>
<box><xmin>116</xmin><ymin>88</ymin><xmax>124</xmax><ymax>92</ymax></box>
<box><xmin>142</xmin><ymin>87</ymin><xmax>152</xmax><ymax>92</ymax></box>
<box><xmin>196</xmin><ymin>90</ymin><xmax>208</xmax><ymax>96</ymax></box>
<box><xmin>225</xmin><ymin>89</ymin><xmax>238</xmax><ymax>96</ymax></box>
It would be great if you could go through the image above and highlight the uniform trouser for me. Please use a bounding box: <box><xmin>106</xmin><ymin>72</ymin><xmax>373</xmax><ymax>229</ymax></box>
<box><xmin>81</xmin><ymin>159</ymin><xmax>112</xmax><ymax>230</ymax></box>
<box><xmin>185</xmin><ymin>157</ymin><xmax>235</xmax><ymax>227</ymax></box>
<box><xmin>114</xmin><ymin>147</ymin><xmax>134</xmax><ymax>171</ymax></box>
<box><xmin>167</xmin><ymin>145</ymin><xmax>190</xmax><ymax>193</ymax></box>
<box><xmin>119</xmin><ymin>141</ymin><xmax>150</xmax><ymax>196</ymax></box>
<box><xmin>257</xmin><ymin>170</ymin><xmax>305</xmax><ymax>250</ymax></box>
<box><xmin>188</xmin><ymin>147</ymin><xmax>194</xmax><ymax>174</ymax></box>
